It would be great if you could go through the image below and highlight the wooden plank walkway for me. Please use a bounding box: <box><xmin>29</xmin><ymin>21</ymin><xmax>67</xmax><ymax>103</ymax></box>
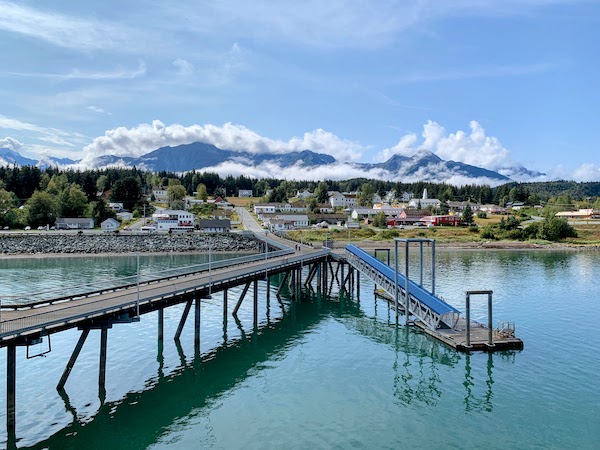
<box><xmin>0</xmin><ymin>248</ymin><xmax>329</xmax><ymax>346</ymax></box>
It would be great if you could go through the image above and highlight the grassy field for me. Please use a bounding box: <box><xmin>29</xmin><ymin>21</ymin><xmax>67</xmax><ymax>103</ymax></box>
<box><xmin>226</xmin><ymin>197</ymin><xmax>261</xmax><ymax>207</ymax></box>
<box><xmin>287</xmin><ymin>222</ymin><xmax>600</xmax><ymax>247</ymax></box>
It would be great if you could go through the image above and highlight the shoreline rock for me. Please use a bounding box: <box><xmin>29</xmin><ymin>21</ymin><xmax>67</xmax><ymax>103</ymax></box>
<box><xmin>0</xmin><ymin>233</ymin><xmax>260</xmax><ymax>255</ymax></box>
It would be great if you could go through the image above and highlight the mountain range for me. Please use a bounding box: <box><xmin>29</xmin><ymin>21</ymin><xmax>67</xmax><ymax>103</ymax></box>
<box><xmin>0</xmin><ymin>142</ymin><xmax>545</xmax><ymax>184</ymax></box>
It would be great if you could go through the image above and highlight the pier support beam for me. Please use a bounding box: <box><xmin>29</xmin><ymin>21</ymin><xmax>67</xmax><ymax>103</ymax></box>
<box><xmin>233</xmin><ymin>282</ymin><xmax>251</xmax><ymax>316</ymax></box>
<box><xmin>174</xmin><ymin>299</ymin><xmax>193</xmax><ymax>341</ymax></box>
<box><xmin>316</xmin><ymin>263</ymin><xmax>322</xmax><ymax>291</ymax></box>
<box><xmin>194</xmin><ymin>297</ymin><xmax>201</xmax><ymax>354</ymax></box>
<box><xmin>99</xmin><ymin>326</ymin><xmax>108</xmax><ymax>395</ymax></box>
<box><xmin>57</xmin><ymin>328</ymin><xmax>90</xmax><ymax>390</ymax></box>
<box><xmin>158</xmin><ymin>308</ymin><xmax>164</xmax><ymax>342</ymax></box>
<box><xmin>6</xmin><ymin>344</ymin><xmax>16</xmax><ymax>445</ymax></box>
<box><xmin>253</xmin><ymin>280</ymin><xmax>259</xmax><ymax>329</ymax></box>
<box><xmin>276</xmin><ymin>272</ymin><xmax>289</xmax><ymax>297</ymax></box>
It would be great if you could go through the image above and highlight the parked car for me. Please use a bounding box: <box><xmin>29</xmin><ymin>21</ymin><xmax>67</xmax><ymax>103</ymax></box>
<box><xmin>37</xmin><ymin>226</ymin><xmax>45</xmax><ymax>230</ymax></box>
<box><xmin>24</xmin><ymin>226</ymin><xmax>31</xmax><ymax>230</ymax></box>
<box><xmin>2</xmin><ymin>226</ymin><xmax>8</xmax><ymax>230</ymax></box>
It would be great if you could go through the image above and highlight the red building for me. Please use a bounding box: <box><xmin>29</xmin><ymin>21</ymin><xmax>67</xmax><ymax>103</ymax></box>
<box><xmin>422</xmin><ymin>215</ymin><xmax>461</xmax><ymax>226</ymax></box>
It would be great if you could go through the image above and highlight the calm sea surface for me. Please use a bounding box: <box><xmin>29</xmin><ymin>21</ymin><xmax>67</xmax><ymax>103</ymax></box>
<box><xmin>0</xmin><ymin>249</ymin><xmax>599</xmax><ymax>449</ymax></box>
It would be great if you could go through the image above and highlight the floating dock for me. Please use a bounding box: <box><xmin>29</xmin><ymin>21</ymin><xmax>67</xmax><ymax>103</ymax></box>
<box><xmin>346</xmin><ymin>241</ymin><xmax>523</xmax><ymax>352</ymax></box>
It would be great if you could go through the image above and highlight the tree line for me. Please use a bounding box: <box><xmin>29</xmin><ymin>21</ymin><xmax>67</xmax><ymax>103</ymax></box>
<box><xmin>1</xmin><ymin>165</ymin><xmax>599</xmax><ymax>228</ymax></box>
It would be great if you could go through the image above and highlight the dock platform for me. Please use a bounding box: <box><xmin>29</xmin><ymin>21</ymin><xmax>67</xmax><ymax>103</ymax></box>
<box><xmin>346</xmin><ymin>242</ymin><xmax>523</xmax><ymax>352</ymax></box>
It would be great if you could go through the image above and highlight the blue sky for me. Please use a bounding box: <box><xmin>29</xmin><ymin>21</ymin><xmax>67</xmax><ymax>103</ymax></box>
<box><xmin>0</xmin><ymin>0</ymin><xmax>599</xmax><ymax>181</ymax></box>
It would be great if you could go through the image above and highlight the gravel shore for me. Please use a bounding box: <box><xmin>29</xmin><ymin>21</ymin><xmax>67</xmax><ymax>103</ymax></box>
<box><xmin>0</xmin><ymin>233</ymin><xmax>260</xmax><ymax>255</ymax></box>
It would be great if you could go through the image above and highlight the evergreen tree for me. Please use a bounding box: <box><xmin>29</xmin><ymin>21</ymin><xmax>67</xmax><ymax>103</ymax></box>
<box><xmin>462</xmin><ymin>204</ymin><xmax>474</xmax><ymax>225</ymax></box>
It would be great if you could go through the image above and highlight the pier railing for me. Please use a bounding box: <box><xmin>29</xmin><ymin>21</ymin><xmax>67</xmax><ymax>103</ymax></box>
<box><xmin>0</xmin><ymin>248</ymin><xmax>292</xmax><ymax>308</ymax></box>
<box><xmin>0</xmin><ymin>249</ymin><xmax>329</xmax><ymax>340</ymax></box>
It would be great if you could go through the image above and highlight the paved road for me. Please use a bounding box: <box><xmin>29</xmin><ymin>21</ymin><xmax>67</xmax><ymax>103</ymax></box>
<box><xmin>236</xmin><ymin>206</ymin><xmax>265</xmax><ymax>233</ymax></box>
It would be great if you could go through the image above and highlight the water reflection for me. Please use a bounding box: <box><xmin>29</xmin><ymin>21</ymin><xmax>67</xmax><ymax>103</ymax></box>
<box><xmin>463</xmin><ymin>353</ymin><xmax>494</xmax><ymax>413</ymax></box>
<box><xmin>341</xmin><ymin>297</ymin><xmax>518</xmax><ymax>413</ymax></box>
<box><xmin>8</xmin><ymin>284</ymin><xmax>519</xmax><ymax>449</ymax></box>
<box><xmin>20</xmin><ymin>300</ymin><xmax>330</xmax><ymax>450</ymax></box>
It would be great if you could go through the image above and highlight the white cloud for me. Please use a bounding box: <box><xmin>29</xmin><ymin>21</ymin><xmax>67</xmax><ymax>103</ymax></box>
<box><xmin>0</xmin><ymin>115</ymin><xmax>87</xmax><ymax>157</ymax></box>
<box><xmin>571</xmin><ymin>163</ymin><xmax>600</xmax><ymax>183</ymax></box>
<box><xmin>0</xmin><ymin>136</ymin><xmax>23</xmax><ymax>151</ymax></box>
<box><xmin>0</xmin><ymin>1</ymin><xmax>141</xmax><ymax>51</ymax></box>
<box><xmin>86</xmin><ymin>106</ymin><xmax>111</xmax><ymax>115</ymax></box>
<box><xmin>377</xmin><ymin>133</ymin><xmax>418</xmax><ymax>161</ymax></box>
<box><xmin>379</xmin><ymin>120</ymin><xmax>514</xmax><ymax>170</ymax></box>
<box><xmin>9</xmin><ymin>62</ymin><xmax>147</xmax><ymax>81</ymax></box>
<box><xmin>80</xmin><ymin>121</ymin><xmax>366</xmax><ymax>165</ymax></box>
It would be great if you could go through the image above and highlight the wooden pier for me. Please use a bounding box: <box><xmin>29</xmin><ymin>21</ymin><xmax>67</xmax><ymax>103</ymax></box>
<box><xmin>0</xmin><ymin>232</ymin><xmax>523</xmax><ymax>446</ymax></box>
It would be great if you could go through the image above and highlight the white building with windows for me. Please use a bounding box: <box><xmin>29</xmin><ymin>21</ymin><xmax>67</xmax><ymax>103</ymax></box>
<box><xmin>152</xmin><ymin>187</ymin><xmax>168</xmax><ymax>201</ymax></box>
<box><xmin>328</xmin><ymin>191</ymin><xmax>359</xmax><ymax>208</ymax></box>
<box><xmin>152</xmin><ymin>209</ymin><xmax>195</xmax><ymax>232</ymax></box>
<box><xmin>238</xmin><ymin>189</ymin><xmax>253</xmax><ymax>198</ymax></box>
<box><xmin>264</xmin><ymin>214</ymin><xmax>309</xmax><ymax>231</ymax></box>
<box><xmin>408</xmin><ymin>189</ymin><xmax>441</xmax><ymax>210</ymax></box>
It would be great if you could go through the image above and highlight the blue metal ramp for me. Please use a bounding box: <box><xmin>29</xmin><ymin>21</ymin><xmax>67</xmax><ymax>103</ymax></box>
<box><xmin>345</xmin><ymin>245</ymin><xmax>460</xmax><ymax>330</ymax></box>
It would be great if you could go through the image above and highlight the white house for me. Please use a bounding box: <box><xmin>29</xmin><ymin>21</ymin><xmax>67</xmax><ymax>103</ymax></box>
<box><xmin>55</xmin><ymin>218</ymin><xmax>94</xmax><ymax>230</ymax></box>
<box><xmin>328</xmin><ymin>191</ymin><xmax>359</xmax><ymax>208</ymax></box>
<box><xmin>280</xmin><ymin>202</ymin><xmax>309</xmax><ymax>213</ymax></box>
<box><xmin>238</xmin><ymin>189</ymin><xmax>253</xmax><ymax>198</ymax></box>
<box><xmin>152</xmin><ymin>209</ymin><xmax>195</xmax><ymax>232</ymax></box>
<box><xmin>400</xmin><ymin>192</ymin><xmax>415</xmax><ymax>201</ymax></box>
<box><xmin>408</xmin><ymin>189</ymin><xmax>441</xmax><ymax>210</ymax></box>
<box><xmin>296</xmin><ymin>189</ymin><xmax>313</xmax><ymax>199</ymax></box>
<box><xmin>116</xmin><ymin>211</ymin><xmax>134</xmax><ymax>221</ymax></box>
<box><xmin>101</xmin><ymin>218</ymin><xmax>120</xmax><ymax>232</ymax></box>
<box><xmin>265</xmin><ymin>214</ymin><xmax>309</xmax><ymax>230</ymax></box>
<box><xmin>254</xmin><ymin>203</ymin><xmax>278</xmax><ymax>218</ymax></box>
<box><xmin>108</xmin><ymin>202</ymin><xmax>123</xmax><ymax>212</ymax></box>
<box><xmin>152</xmin><ymin>187</ymin><xmax>168</xmax><ymax>201</ymax></box>
<box><xmin>447</xmin><ymin>201</ymin><xmax>481</xmax><ymax>212</ymax></box>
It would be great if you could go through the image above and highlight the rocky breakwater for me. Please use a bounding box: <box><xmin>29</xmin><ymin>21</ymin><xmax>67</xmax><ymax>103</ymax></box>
<box><xmin>0</xmin><ymin>233</ymin><xmax>260</xmax><ymax>255</ymax></box>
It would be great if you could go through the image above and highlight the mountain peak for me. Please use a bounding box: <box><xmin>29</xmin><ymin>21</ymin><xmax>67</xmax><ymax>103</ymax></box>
<box><xmin>410</xmin><ymin>149</ymin><xmax>441</xmax><ymax>163</ymax></box>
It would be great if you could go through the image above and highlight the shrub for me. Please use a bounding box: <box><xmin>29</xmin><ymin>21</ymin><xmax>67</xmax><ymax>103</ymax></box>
<box><xmin>481</xmin><ymin>228</ymin><xmax>496</xmax><ymax>240</ymax></box>
<box><xmin>469</xmin><ymin>225</ymin><xmax>479</xmax><ymax>233</ymax></box>
<box><xmin>378</xmin><ymin>229</ymin><xmax>400</xmax><ymax>239</ymax></box>
<box><xmin>524</xmin><ymin>217</ymin><xmax>577</xmax><ymax>241</ymax></box>
<box><xmin>476</xmin><ymin>211</ymin><xmax>488</xmax><ymax>219</ymax></box>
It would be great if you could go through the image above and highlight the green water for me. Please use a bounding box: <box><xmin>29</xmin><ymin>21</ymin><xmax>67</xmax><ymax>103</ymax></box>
<box><xmin>0</xmin><ymin>250</ymin><xmax>599</xmax><ymax>449</ymax></box>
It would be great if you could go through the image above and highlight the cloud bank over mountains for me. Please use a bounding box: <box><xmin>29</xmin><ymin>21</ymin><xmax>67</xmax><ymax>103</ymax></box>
<box><xmin>1</xmin><ymin>118</ymin><xmax>597</xmax><ymax>183</ymax></box>
<box><xmin>80</xmin><ymin>120</ymin><xmax>365</xmax><ymax>166</ymax></box>
<box><xmin>379</xmin><ymin>120</ymin><xmax>513</xmax><ymax>171</ymax></box>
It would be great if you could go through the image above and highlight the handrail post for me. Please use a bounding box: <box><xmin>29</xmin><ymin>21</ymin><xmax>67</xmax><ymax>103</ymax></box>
<box><xmin>405</xmin><ymin>241</ymin><xmax>410</xmax><ymax>326</ymax></box>
<box><xmin>431</xmin><ymin>239</ymin><xmax>436</xmax><ymax>296</ymax></box>
<box><xmin>488</xmin><ymin>292</ymin><xmax>493</xmax><ymax>346</ymax></box>
<box><xmin>465</xmin><ymin>293</ymin><xmax>471</xmax><ymax>348</ymax></box>
<box><xmin>394</xmin><ymin>240</ymin><xmax>399</xmax><ymax>326</ymax></box>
